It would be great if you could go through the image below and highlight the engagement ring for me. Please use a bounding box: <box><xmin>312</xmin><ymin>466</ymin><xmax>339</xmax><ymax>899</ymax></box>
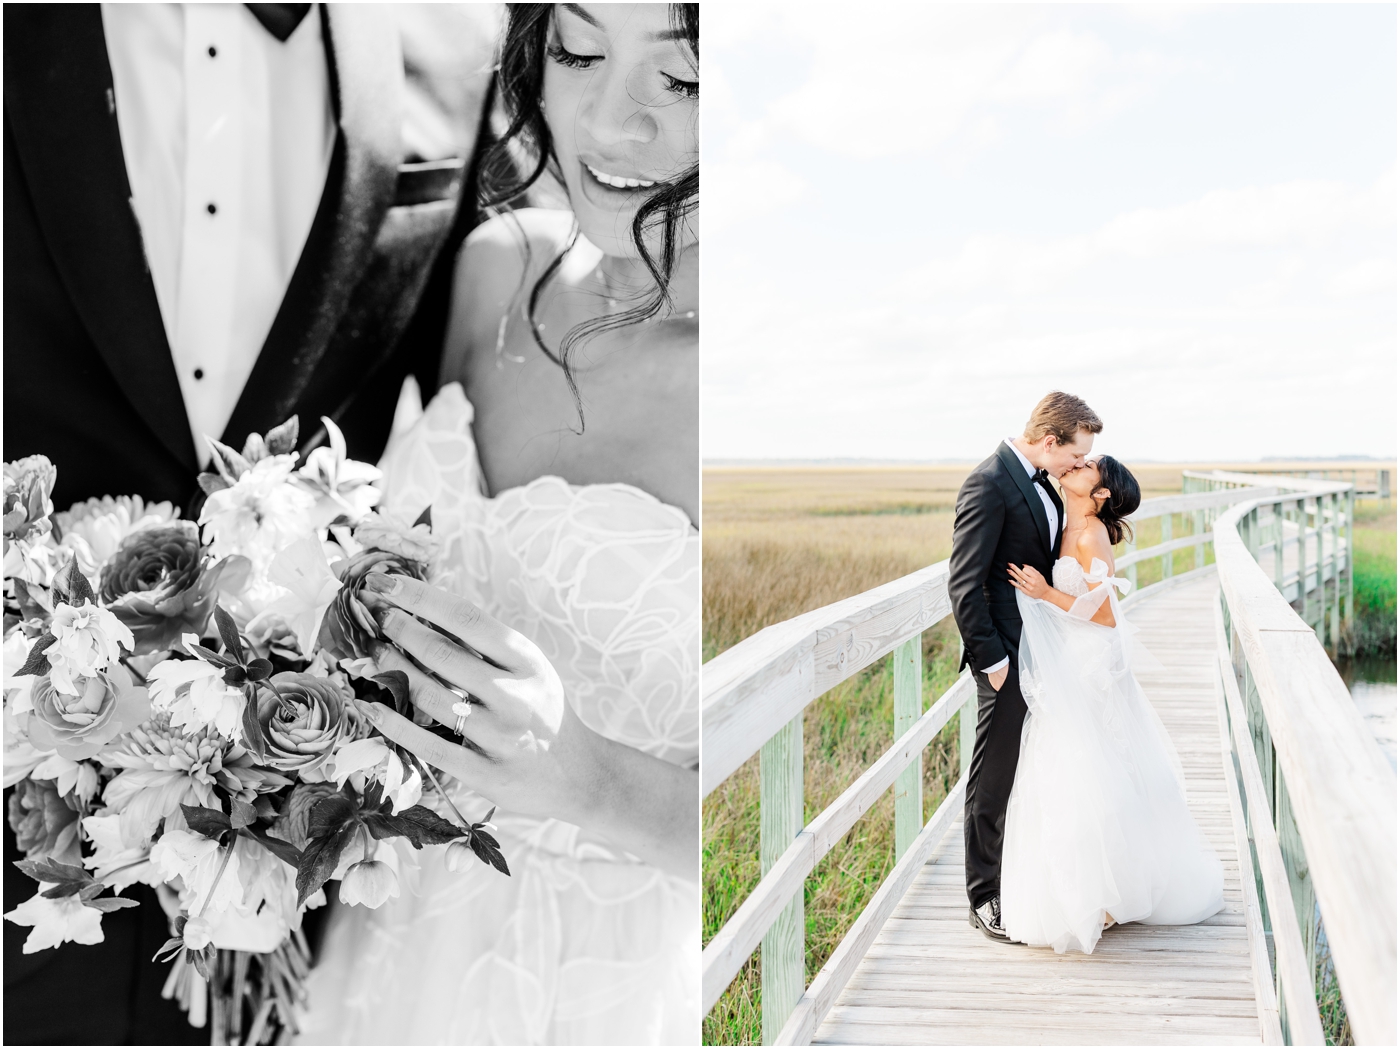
<box><xmin>451</xmin><ymin>699</ymin><xmax>472</xmax><ymax>738</ymax></box>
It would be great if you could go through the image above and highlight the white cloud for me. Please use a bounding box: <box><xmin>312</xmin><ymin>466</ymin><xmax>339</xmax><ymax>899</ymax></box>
<box><xmin>901</xmin><ymin>171</ymin><xmax>1396</xmax><ymax>298</ymax></box>
<box><xmin>1327</xmin><ymin>257</ymin><xmax>1397</xmax><ymax>298</ymax></box>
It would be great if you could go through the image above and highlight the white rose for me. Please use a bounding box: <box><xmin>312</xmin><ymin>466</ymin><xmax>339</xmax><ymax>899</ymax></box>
<box><xmin>46</xmin><ymin>602</ymin><xmax>134</xmax><ymax>696</ymax></box>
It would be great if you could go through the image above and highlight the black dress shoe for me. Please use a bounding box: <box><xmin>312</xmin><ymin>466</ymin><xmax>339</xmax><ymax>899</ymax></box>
<box><xmin>969</xmin><ymin>896</ymin><xmax>1012</xmax><ymax>943</ymax></box>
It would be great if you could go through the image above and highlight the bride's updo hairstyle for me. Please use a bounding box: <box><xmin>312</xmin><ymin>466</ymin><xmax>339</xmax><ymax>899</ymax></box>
<box><xmin>1092</xmin><ymin>456</ymin><xmax>1141</xmax><ymax>546</ymax></box>
<box><xmin>480</xmin><ymin>4</ymin><xmax>699</xmax><ymax>424</ymax></box>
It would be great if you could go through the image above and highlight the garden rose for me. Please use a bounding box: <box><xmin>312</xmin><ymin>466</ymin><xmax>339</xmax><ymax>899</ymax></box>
<box><xmin>147</xmin><ymin>656</ymin><xmax>246</xmax><ymax>740</ymax></box>
<box><xmin>3</xmin><ymin>456</ymin><xmax>56</xmax><ymax>545</ymax></box>
<box><xmin>26</xmin><ymin>664</ymin><xmax>149</xmax><ymax>761</ymax></box>
<box><xmin>45</xmin><ymin>602</ymin><xmax>134</xmax><ymax>696</ymax></box>
<box><xmin>7</xmin><ymin>777</ymin><xmax>79</xmax><ymax>862</ymax></box>
<box><xmin>317</xmin><ymin>549</ymin><xmax>427</xmax><ymax>661</ymax></box>
<box><xmin>54</xmin><ymin>494</ymin><xmax>179</xmax><ymax>576</ymax></box>
<box><xmin>352</xmin><ymin>511</ymin><xmax>436</xmax><ymax>564</ymax></box>
<box><xmin>256</xmin><ymin>672</ymin><xmax>354</xmax><ymax>774</ymax></box>
<box><xmin>100</xmin><ymin>522</ymin><xmax>250</xmax><ymax>653</ymax></box>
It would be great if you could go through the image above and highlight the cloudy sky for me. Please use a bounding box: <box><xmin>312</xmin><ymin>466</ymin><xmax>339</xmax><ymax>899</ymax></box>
<box><xmin>702</xmin><ymin>3</ymin><xmax>1397</xmax><ymax>462</ymax></box>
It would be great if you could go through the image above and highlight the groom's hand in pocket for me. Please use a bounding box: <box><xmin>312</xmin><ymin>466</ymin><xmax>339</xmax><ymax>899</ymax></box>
<box><xmin>988</xmin><ymin>666</ymin><xmax>1009</xmax><ymax>692</ymax></box>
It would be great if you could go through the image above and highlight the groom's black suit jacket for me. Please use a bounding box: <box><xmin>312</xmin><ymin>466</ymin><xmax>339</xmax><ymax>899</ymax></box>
<box><xmin>949</xmin><ymin>443</ymin><xmax>1066</xmax><ymax>673</ymax></box>
<box><xmin>3</xmin><ymin>6</ymin><xmax>491</xmax><ymax>1043</ymax></box>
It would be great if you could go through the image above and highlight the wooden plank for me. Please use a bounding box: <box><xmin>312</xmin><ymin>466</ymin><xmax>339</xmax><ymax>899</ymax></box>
<box><xmin>810</xmin><ymin>575</ymin><xmax>1264</xmax><ymax>1047</ymax></box>
<box><xmin>892</xmin><ymin>636</ymin><xmax>922</xmax><ymax>860</ymax></box>
<box><xmin>1215</xmin><ymin>498</ymin><xmax>1397</xmax><ymax>1045</ymax></box>
<box><xmin>775</xmin><ymin>778</ymin><xmax>967</xmax><ymax>1045</ymax></box>
<box><xmin>761</xmin><ymin>715</ymin><xmax>804</xmax><ymax>1044</ymax></box>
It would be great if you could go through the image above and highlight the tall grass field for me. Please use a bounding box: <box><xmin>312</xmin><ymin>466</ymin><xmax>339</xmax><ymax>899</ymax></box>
<box><xmin>702</xmin><ymin>461</ymin><xmax>1395</xmax><ymax>1046</ymax></box>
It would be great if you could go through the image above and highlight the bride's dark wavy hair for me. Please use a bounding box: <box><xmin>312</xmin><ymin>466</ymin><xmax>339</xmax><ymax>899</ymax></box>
<box><xmin>1092</xmin><ymin>456</ymin><xmax>1141</xmax><ymax>546</ymax></box>
<box><xmin>479</xmin><ymin>3</ymin><xmax>699</xmax><ymax>429</ymax></box>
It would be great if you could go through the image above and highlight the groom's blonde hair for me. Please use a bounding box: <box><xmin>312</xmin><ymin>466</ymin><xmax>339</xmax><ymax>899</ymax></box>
<box><xmin>1024</xmin><ymin>392</ymin><xmax>1103</xmax><ymax>446</ymax></box>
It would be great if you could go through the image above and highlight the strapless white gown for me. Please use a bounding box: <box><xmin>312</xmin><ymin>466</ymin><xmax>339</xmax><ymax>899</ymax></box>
<box><xmin>1000</xmin><ymin>557</ymin><xmax>1224</xmax><ymax>955</ymax></box>
<box><xmin>299</xmin><ymin>383</ymin><xmax>699</xmax><ymax>1044</ymax></box>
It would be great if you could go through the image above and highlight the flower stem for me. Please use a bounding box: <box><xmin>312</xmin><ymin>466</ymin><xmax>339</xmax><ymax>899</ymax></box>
<box><xmin>197</xmin><ymin>830</ymin><xmax>238</xmax><ymax>919</ymax></box>
<box><xmin>413</xmin><ymin>757</ymin><xmax>472</xmax><ymax>835</ymax></box>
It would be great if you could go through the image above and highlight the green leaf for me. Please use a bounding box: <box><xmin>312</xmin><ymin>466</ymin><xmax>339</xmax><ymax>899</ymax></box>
<box><xmin>213</xmin><ymin>605</ymin><xmax>246</xmax><ymax>665</ymax></box>
<box><xmin>16</xmin><ymin>633</ymin><xmax>57</xmax><ymax>677</ymax></box>
<box><xmin>371</xmin><ymin>671</ymin><xmax>412</xmax><ymax>716</ymax></box>
<box><xmin>206</xmin><ymin>438</ymin><xmax>252</xmax><ymax>484</ymax></box>
<box><xmin>363</xmin><ymin>805</ymin><xmax>463</xmax><ymax>849</ymax></box>
<box><xmin>470</xmin><ymin>829</ymin><xmax>511</xmax><ymax>876</ymax></box>
<box><xmin>412</xmin><ymin>504</ymin><xmax>433</xmax><ymax>530</ymax></box>
<box><xmin>294</xmin><ymin>821</ymin><xmax>357</xmax><ymax>908</ymax></box>
<box><xmin>40</xmin><ymin>881</ymin><xmax>85</xmax><ymax>899</ymax></box>
<box><xmin>306</xmin><ymin>791</ymin><xmax>359</xmax><ymax>842</ymax></box>
<box><xmin>245</xmin><ymin>825</ymin><xmax>303</xmax><ymax>869</ymax></box>
<box><xmin>14</xmin><ymin>857</ymin><xmax>91</xmax><ymax>890</ymax></box>
<box><xmin>197</xmin><ymin>472</ymin><xmax>230</xmax><ymax>497</ymax></box>
<box><xmin>84</xmin><ymin>896</ymin><xmax>141</xmax><ymax>913</ymax></box>
<box><xmin>265</xmin><ymin>417</ymin><xmax>299</xmax><ymax>456</ymax></box>
<box><xmin>185</xmin><ymin>641</ymin><xmax>235</xmax><ymax>669</ymax></box>
<box><xmin>180</xmin><ymin>804</ymin><xmax>233</xmax><ymax>841</ymax></box>
<box><xmin>154</xmin><ymin>936</ymin><xmax>185</xmax><ymax>964</ymax></box>
<box><xmin>56</xmin><ymin>557</ymin><xmax>96</xmax><ymax>608</ymax></box>
<box><xmin>242</xmin><ymin>684</ymin><xmax>268</xmax><ymax>762</ymax></box>
<box><xmin>245</xmin><ymin>657</ymin><xmax>273</xmax><ymax>682</ymax></box>
<box><xmin>229</xmin><ymin>797</ymin><xmax>258</xmax><ymax>830</ymax></box>
<box><xmin>11</xmin><ymin>578</ymin><xmax>53</xmax><ymax>621</ymax></box>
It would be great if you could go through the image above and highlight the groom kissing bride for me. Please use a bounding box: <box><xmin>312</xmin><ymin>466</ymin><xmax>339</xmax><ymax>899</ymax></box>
<box><xmin>950</xmin><ymin>392</ymin><xmax>1224</xmax><ymax>955</ymax></box>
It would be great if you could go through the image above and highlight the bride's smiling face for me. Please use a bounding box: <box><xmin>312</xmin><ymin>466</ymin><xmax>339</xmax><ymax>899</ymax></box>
<box><xmin>543</xmin><ymin>4</ymin><xmax>698</xmax><ymax>261</ymax></box>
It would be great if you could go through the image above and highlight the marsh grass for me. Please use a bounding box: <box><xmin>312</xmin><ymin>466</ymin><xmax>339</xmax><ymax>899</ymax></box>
<box><xmin>702</xmin><ymin>463</ymin><xmax>1394</xmax><ymax>1045</ymax></box>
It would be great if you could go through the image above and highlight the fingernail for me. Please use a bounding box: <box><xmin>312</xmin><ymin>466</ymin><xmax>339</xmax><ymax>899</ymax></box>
<box><xmin>364</xmin><ymin>573</ymin><xmax>400</xmax><ymax>595</ymax></box>
<box><xmin>374</xmin><ymin>605</ymin><xmax>397</xmax><ymax>631</ymax></box>
<box><xmin>355</xmin><ymin>698</ymin><xmax>382</xmax><ymax>721</ymax></box>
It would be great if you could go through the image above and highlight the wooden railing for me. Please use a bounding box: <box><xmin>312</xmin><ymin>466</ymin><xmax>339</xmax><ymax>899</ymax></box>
<box><xmin>701</xmin><ymin>479</ymin><xmax>1295</xmax><ymax>1044</ymax></box>
<box><xmin>1202</xmin><ymin>477</ymin><xmax>1396</xmax><ymax>1045</ymax></box>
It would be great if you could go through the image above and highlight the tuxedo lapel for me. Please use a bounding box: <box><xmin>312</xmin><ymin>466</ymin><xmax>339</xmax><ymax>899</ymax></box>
<box><xmin>995</xmin><ymin>442</ymin><xmax>1054</xmax><ymax>560</ymax></box>
<box><xmin>3</xmin><ymin>6</ymin><xmax>196</xmax><ymax>473</ymax></box>
<box><xmin>220</xmin><ymin>3</ymin><xmax>403</xmax><ymax>449</ymax></box>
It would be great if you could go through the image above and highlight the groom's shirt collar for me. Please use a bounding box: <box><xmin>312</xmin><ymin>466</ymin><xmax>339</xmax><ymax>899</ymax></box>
<box><xmin>1004</xmin><ymin>437</ymin><xmax>1036</xmax><ymax>477</ymax></box>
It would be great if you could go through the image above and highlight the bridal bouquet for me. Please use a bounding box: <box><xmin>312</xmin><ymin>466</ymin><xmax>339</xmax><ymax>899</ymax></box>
<box><xmin>2</xmin><ymin>418</ymin><xmax>508</xmax><ymax>1044</ymax></box>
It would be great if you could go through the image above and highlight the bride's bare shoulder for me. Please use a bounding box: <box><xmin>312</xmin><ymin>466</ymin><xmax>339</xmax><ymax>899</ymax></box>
<box><xmin>1075</xmin><ymin>518</ymin><xmax>1115</xmax><ymax>572</ymax></box>
<box><xmin>444</xmin><ymin>209</ymin><xmax>577</xmax><ymax>379</ymax></box>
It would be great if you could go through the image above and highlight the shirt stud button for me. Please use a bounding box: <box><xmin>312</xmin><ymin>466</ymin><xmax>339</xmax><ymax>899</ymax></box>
<box><xmin>207</xmin><ymin>202</ymin><xmax>217</xmax><ymax>215</ymax></box>
<box><xmin>194</xmin><ymin>368</ymin><xmax>205</xmax><ymax>380</ymax></box>
<box><xmin>208</xmin><ymin>45</ymin><xmax>217</xmax><ymax>58</ymax></box>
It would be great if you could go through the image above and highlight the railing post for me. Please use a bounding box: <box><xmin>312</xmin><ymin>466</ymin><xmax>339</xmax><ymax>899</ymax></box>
<box><xmin>1328</xmin><ymin>492</ymin><xmax>1340</xmax><ymax>650</ymax></box>
<box><xmin>1272</xmin><ymin>500</ymin><xmax>1284</xmax><ymax>589</ymax></box>
<box><xmin>1161</xmin><ymin>512</ymin><xmax>1174</xmax><ymax>579</ymax></box>
<box><xmin>1125</xmin><ymin>532</ymin><xmax>1137</xmax><ymax>590</ymax></box>
<box><xmin>1344</xmin><ymin>487</ymin><xmax>1355</xmax><ymax>644</ymax></box>
<box><xmin>1194</xmin><ymin>507</ymin><xmax>1205</xmax><ymax>569</ymax></box>
<box><xmin>760</xmin><ymin>716</ymin><xmax>804</xmax><ymax>1044</ymax></box>
<box><xmin>1296</xmin><ymin>497</ymin><xmax>1308</xmax><ymax>615</ymax></box>
<box><xmin>893</xmin><ymin>635</ymin><xmax>923</xmax><ymax>861</ymax></box>
<box><xmin>1313</xmin><ymin>495</ymin><xmax>1326</xmax><ymax>645</ymax></box>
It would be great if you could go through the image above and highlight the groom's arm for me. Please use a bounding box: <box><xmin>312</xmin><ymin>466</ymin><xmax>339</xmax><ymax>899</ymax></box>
<box><xmin>949</xmin><ymin>470</ymin><xmax>1009</xmax><ymax>676</ymax></box>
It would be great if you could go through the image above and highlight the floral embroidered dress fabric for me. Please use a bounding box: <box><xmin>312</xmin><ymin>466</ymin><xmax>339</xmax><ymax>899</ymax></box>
<box><xmin>299</xmin><ymin>383</ymin><xmax>699</xmax><ymax>1044</ymax></box>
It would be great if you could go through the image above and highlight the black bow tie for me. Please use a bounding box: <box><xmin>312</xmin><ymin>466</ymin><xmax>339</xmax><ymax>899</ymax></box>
<box><xmin>1034</xmin><ymin>468</ymin><xmax>1050</xmax><ymax>484</ymax></box>
<box><xmin>245</xmin><ymin>3</ymin><xmax>312</xmax><ymax>42</ymax></box>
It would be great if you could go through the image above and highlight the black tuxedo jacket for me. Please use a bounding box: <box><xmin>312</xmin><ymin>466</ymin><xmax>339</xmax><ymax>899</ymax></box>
<box><xmin>3</xmin><ymin>6</ymin><xmax>490</xmax><ymax>1042</ymax></box>
<box><xmin>949</xmin><ymin>443</ymin><xmax>1066</xmax><ymax>674</ymax></box>
<box><xmin>3</xmin><ymin>4</ymin><xmax>489</xmax><ymax>511</ymax></box>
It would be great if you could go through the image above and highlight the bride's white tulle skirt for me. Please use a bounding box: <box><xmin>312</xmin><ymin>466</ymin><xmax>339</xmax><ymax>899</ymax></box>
<box><xmin>1000</xmin><ymin>584</ymin><xmax>1224</xmax><ymax>955</ymax></box>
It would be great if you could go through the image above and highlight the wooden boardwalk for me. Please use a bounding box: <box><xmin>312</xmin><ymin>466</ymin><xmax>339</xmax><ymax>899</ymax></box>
<box><xmin>813</xmin><ymin>574</ymin><xmax>1264</xmax><ymax>1046</ymax></box>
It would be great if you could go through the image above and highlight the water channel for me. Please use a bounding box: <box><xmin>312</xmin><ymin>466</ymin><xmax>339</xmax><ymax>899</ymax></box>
<box><xmin>1336</xmin><ymin>652</ymin><xmax>1397</xmax><ymax>771</ymax></box>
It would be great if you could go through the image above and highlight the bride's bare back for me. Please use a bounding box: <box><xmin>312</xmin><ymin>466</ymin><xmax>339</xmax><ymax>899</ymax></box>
<box><xmin>439</xmin><ymin>209</ymin><xmax>699</xmax><ymax>525</ymax></box>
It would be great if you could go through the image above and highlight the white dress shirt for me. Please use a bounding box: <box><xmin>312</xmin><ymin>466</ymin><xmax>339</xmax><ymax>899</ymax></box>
<box><xmin>982</xmin><ymin>439</ymin><xmax>1061</xmax><ymax>676</ymax></box>
<box><xmin>102</xmin><ymin>4</ymin><xmax>336</xmax><ymax>462</ymax></box>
